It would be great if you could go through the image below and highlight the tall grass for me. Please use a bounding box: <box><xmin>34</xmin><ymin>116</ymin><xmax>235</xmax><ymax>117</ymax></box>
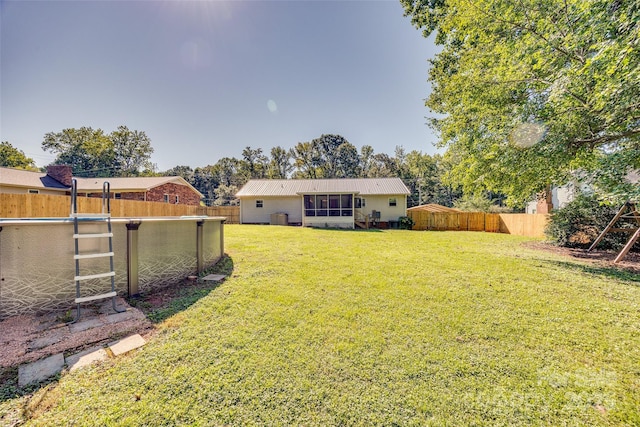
<box><xmin>7</xmin><ymin>226</ymin><xmax>640</xmax><ymax>425</ymax></box>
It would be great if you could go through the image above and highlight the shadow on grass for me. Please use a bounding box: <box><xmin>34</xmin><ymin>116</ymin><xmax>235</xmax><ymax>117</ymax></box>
<box><xmin>129</xmin><ymin>254</ymin><xmax>235</xmax><ymax>324</ymax></box>
<box><xmin>546</xmin><ymin>259</ymin><xmax>640</xmax><ymax>284</ymax></box>
<box><xmin>311</xmin><ymin>227</ymin><xmax>384</xmax><ymax>233</ymax></box>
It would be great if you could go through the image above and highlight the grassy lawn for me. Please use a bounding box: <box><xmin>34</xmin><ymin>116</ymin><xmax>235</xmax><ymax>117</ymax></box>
<box><xmin>4</xmin><ymin>225</ymin><xmax>640</xmax><ymax>425</ymax></box>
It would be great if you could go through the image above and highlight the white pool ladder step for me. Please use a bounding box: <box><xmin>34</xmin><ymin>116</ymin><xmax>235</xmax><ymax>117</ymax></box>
<box><xmin>74</xmin><ymin>271</ymin><xmax>116</xmax><ymax>281</ymax></box>
<box><xmin>74</xmin><ymin>252</ymin><xmax>115</xmax><ymax>260</ymax></box>
<box><xmin>70</xmin><ymin>179</ymin><xmax>125</xmax><ymax>323</ymax></box>
<box><xmin>73</xmin><ymin>232</ymin><xmax>114</xmax><ymax>239</ymax></box>
<box><xmin>75</xmin><ymin>291</ymin><xmax>118</xmax><ymax>304</ymax></box>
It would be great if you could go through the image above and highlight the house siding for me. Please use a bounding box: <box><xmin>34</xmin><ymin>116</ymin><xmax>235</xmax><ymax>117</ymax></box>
<box><xmin>359</xmin><ymin>195</ymin><xmax>407</xmax><ymax>221</ymax></box>
<box><xmin>239</xmin><ymin>194</ymin><xmax>407</xmax><ymax>227</ymax></box>
<box><xmin>0</xmin><ymin>185</ymin><xmax>66</xmax><ymax>196</ymax></box>
<box><xmin>302</xmin><ymin>216</ymin><xmax>354</xmax><ymax>229</ymax></box>
<box><xmin>241</xmin><ymin>196</ymin><xmax>301</xmax><ymax>224</ymax></box>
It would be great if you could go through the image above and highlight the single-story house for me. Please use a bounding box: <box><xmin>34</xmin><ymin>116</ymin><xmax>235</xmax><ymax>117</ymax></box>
<box><xmin>0</xmin><ymin>165</ymin><xmax>203</xmax><ymax>205</ymax></box>
<box><xmin>235</xmin><ymin>178</ymin><xmax>411</xmax><ymax>228</ymax></box>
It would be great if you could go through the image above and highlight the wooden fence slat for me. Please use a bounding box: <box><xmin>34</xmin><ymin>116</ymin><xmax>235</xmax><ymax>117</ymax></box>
<box><xmin>1</xmin><ymin>193</ymin><xmax>240</xmax><ymax>223</ymax></box>
<box><xmin>406</xmin><ymin>209</ymin><xmax>547</xmax><ymax>237</ymax></box>
<box><xmin>4</xmin><ymin>194</ymin><xmax>544</xmax><ymax>233</ymax></box>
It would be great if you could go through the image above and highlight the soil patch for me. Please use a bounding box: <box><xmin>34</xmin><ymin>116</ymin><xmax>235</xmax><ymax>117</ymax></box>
<box><xmin>0</xmin><ymin>277</ymin><xmax>224</xmax><ymax>371</ymax></box>
<box><xmin>525</xmin><ymin>241</ymin><xmax>640</xmax><ymax>274</ymax></box>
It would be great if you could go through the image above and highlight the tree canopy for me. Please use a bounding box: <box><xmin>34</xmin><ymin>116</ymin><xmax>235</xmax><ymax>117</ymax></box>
<box><xmin>0</xmin><ymin>141</ymin><xmax>37</xmax><ymax>170</ymax></box>
<box><xmin>402</xmin><ymin>0</ymin><xmax>640</xmax><ymax>205</ymax></box>
<box><xmin>42</xmin><ymin>126</ymin><xmax>154</xmax><ymax>177</ymax></box>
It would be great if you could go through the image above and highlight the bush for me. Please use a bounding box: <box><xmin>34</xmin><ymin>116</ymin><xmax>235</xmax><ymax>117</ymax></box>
<box><xmin>453</xmin><ymin>194</ymin><xmax>513</xmax><ymax>213</ymax></box>
<box><xmin>545</xmin><ymin>193</ymin><xmax>629</xmax><ymax>249</ymax></box>
<box><xmin>398</xmin><ymin>216</ymin><xmax>414</xmax><ymax>230</ymax></box>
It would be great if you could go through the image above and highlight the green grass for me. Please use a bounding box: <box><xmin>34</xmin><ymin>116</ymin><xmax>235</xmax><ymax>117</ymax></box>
<box><xmin>4</xmin><ymin>225</ymin><xmax>640</xmax><ymax>426</ymax></box>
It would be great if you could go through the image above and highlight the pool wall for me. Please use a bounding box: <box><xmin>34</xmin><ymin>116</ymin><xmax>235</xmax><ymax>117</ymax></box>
<box><xmin>0</xmin><ymin>217</ymin><xmax>225</xmax><ymax>319</ymax></box>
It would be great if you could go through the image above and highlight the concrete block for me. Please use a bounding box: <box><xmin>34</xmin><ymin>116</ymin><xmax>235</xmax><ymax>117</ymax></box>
<box><xmin>29</xmin><ymin>331</ymin><xmax>64</xmax><ymax>350</ymax></box>
<box><xmin>104</xmin><ymin>310</ymin><xmax>139</xmax><ymax>324</ymax></box>
<box><xmin>66</xmin><ymin>346</ymin><xmax>109</xmax><ymax>372</ymax></box>
<box><xmin>108</xmin><ymin>334</ymin><xmax>146</xmax><ymax>356</ymax></box>
<box><xmin>18</xmin><ymin>353</ymin><xmax>65</xmax><ymax>387</ymax></box>
<box><xmin>202</xmin><ymin>274</ymin><xmax>226</xmax><ymax>282</ymax></box>
<box><xmin>69</xmin><ymin>318</ymin><xmax>104</xmax><ymax>333</ymax></box>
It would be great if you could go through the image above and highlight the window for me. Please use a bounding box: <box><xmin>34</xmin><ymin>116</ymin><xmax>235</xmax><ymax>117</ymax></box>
<box><xmin>304</xmin><ymin>194</ymin><xmax>353</xmax><ymax>217</ymax></box>
<box><xmin>115</xmin><ymin>193</ymin><xmax>122</xmax><ymax>199</ymax></box>
<box><xmin>163</xmin><ymin>194</ymin><xmax>169</xmax><ymax>203</ymax></box>
<box><xmin>175</xmin><ymin>195</ymin><xmax>180</xmax><ymax>204</ymax></box>
<box><xmin>304</xmin><ymin>195</ymin><xmax>314</xmax><ymax>216</ymax></box>
<box><xmin>355</xmin><ymin>197</ymin><xmax>365</xmax><ymax>208</ymax></box>
<box><xmin>256</xmin><ymin>200</ymin><xmax>263</xmax><ymax>208</ymax></box>
<box><xmin>28</xmin><ymin>189</ymin><xmax>39</xmax><ymax>194</ymax></box>
<box><xmin>389</xmin><ymin>198</ymin><xmax>397</xmax><ymax>207</ymax></box>
<box><xmin>341</xmin><ymin>194</ymin><xmax>353</xmax><ymax>216</ymax></box>
<box><xmin>317</xmin><ymin>195</ymin><xmax>328</xmax><ymax>216</ymax></box>
<box><xmin>329</xmin><ymin>195</ymin><xmax>340</xmax><ymax>216</ymax></box>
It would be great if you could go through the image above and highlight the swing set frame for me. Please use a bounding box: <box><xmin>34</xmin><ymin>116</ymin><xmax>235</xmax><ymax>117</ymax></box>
<box><xmin>588</xmin><ymin>201</ymin><xmax>640</xmax><ymax>264</ymax></box>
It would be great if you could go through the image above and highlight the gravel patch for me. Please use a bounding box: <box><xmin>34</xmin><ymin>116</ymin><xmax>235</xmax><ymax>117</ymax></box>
<box><xmin>0</xmin><ymin>298</ymin><xmax>153</xmax><ymax>369</ymax></box>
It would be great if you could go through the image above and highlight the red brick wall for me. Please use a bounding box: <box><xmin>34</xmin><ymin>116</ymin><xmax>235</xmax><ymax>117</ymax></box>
<box><xmin>46</xmin><ymin>165</ymin><xmax>73</xmax><ymax>186</ymax></box>
<box><xmin>85</xmin><ymin>183</ymin><xmax>201</xmax><ymax>205</ymax></box>
<box><xmin>536</xmin><ymin>186</ymin><xmax>553</xmax><ymax>214</ymax></box>
<box><xmin>145</xmin><ymin>183</ymin><xmax>201</xmax><ymax>205</ymax></box>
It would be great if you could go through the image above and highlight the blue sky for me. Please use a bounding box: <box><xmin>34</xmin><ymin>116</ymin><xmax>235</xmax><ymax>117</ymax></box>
<box><xmin>1</xmin><ymin>0</ymin><xmax>439</xmax><ymax>171</ymax></box>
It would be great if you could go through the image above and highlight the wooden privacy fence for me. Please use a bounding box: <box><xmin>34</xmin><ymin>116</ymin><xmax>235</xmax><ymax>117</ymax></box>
<box><xmin>407</xmin><ymin>210</ymin><xmax>548</xmax><ymax>238</ymax></box>
<box><xmin>0</xmin><ymin>193</ymin><xmax>240</xmax><ymax>223</ymax></box>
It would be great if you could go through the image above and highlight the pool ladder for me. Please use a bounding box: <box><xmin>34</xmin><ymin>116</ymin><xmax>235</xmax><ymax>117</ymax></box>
<box><xmin>70</xmin><ymin>179</ymin><xmax>125</xmax><ymax>322</ymax></box>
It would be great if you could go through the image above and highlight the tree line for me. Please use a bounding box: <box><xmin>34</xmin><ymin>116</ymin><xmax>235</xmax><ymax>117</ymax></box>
<box><xmin>1</xmin><ymin>131</ymin><xmax>466</xmax><ymax>209</ymax></box>
<box><xmin>164</xmin><ymin>134</ymin><xmax>462</xmax><ymax>207</ymax></box>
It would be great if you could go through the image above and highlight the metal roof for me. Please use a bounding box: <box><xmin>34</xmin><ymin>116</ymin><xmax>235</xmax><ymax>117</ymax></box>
<box><xmin>236</xmin><ymin>178</ymin><xmax>411</xmax><ymax>197</ymax></box>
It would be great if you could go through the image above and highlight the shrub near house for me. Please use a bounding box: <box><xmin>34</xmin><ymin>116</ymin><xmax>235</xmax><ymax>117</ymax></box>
<box><xmin>545</xmin><ymin>193</ymin><xmax>629</xmax><ymax>249</ymax></box>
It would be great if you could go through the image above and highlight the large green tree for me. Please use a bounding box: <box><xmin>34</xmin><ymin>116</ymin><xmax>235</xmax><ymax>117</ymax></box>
<box><xmin>110</xmin><ymin>126</ymin><xmax>154</xmax><ymax>176</ymax></box>
<box><xmin>42</xmin><ymin>126</ymin><xmax>154</xmax><ymax>177</ymax></box>
<box><xmin>0</xmin><ymin>141</ymin><xmax>37</xmax><ymax>169</ymax></box>
<box><xmin>406</xmin><ymin>151</ymin><xmax>460</xmax><ymax>206</ymax></box>
<box><xmin>402</xmin><ymin>0</ymin><xmax>640</xmax><ymax>205</ymax></box>
<box><xmin>291</xmin><ymin>134</ymin><xmax>362</xmax><ymax>179</ymax></box>
<box><xmin>292</xmin><ymin>141</ymin><xmax>321</xmax><ymax>179</ymax></box>
<box><xmin>267</xmin><ymin>146</ymin><xmax>294</xmax><ymax>179</ymax></box>
<box><xmin>239</xmin><ymin>146</ymin><xmax>268</xmax><ymax>180</ymax></box>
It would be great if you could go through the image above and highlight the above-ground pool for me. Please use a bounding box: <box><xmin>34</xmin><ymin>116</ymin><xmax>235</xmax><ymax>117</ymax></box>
<box><xmin>0</xmin><ymin>216</ymin><xmax>225</xmax><ymax>319</ymax></box>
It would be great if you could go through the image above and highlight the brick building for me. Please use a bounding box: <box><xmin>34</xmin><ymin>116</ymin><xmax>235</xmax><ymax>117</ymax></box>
<box><xmin>1</xmin><ymin>165</ymin><xmax>203</xmax><ymax>205</ymax></box>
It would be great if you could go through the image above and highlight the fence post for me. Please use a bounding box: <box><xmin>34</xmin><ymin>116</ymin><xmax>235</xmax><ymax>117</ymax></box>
<box><xmin>126</xmin><ymin>220</ymin><xmax>142</xmax><ymax>297</ymax></box>
<box><xmin>197</xmin><ymin>220</ymin><xmax>204</xmax><ymax>273</ymax></box>
<box><xmin>220</xmin><ymin>219</ymin><xmax>225</xmax><ymax>260</ymax></box>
